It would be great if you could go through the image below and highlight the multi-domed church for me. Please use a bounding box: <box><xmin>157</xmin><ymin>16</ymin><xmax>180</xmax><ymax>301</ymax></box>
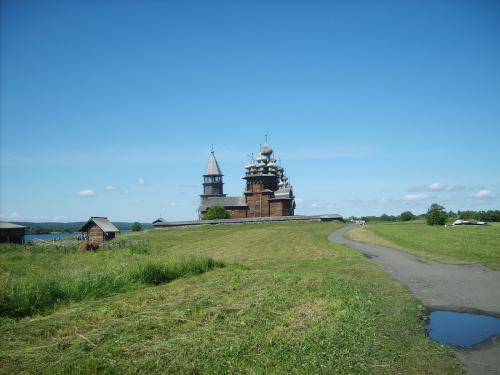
<box><xmin>199</xmin><ymin>143</ymin><xmax>296</xmax><ymax>219</ymax></box>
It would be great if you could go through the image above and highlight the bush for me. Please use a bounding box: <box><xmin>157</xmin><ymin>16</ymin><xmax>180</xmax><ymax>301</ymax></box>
<box><xmin>426</xmin><ymin>203</ymin><xmax>447</xmax><ymax>226</ymax></box>
<box><xmin>131</xmin><ymin>222</ymin><xmax>142</xmax><ymax>232</ymax></box>
<box><xmin>399</xmin><ymin>211</ymin><xmax>416</xmax><ymax>221</ymax></box>
<box><xmin>202</xmin><ymin>205</ymin><xmax>230</xmax><ymax>220</ymax></box>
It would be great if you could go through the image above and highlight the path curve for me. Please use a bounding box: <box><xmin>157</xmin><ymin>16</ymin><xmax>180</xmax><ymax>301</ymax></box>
<box><xmin>329</xmin><ymin>225</ymin><xmax>500</xmax><ymax>375</ymax></box>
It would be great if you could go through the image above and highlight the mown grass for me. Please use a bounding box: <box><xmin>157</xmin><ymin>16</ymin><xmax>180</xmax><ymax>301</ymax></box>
<box><xmin>347</xmin><ymin>221</ymin><xmax>500</xmax><ymax>269</ymax></box>
<box><xmin>0</xmin><ymin>243</ymin><xmax>223</xmax><ymax>317</ymax></box>
<box><xmin>0</xmin><ymin>222</ymin><xmax>462</xmax><ymax>374</ymax></box>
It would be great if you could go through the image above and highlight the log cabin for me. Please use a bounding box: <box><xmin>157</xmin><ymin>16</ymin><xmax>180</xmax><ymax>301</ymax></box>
<box><xmin>0</xmin><ymin>221</ymin><xmax>27</xmax><ymax>244</ymax></box>
<box><xmin>80</xmin><ymin>217</ymin><xmax>119</xmax><ymax>243</ymax></box>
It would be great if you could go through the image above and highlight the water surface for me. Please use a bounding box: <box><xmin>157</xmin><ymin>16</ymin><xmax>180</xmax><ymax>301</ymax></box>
<box><xmin>427</xmin><ymin>310</ymin><xmax>500</xmax><ymax>348</ymax></box>
<box><xmin>25</xmin><ymin>232</ymin><xmax>79</xmax><ymax>241</ymax></box>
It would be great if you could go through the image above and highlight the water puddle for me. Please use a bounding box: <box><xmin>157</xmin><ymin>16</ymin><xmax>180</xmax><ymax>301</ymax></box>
<box><xmin>427</xmin><ymin>310</ymin><xmax>500</xmax><ymax>348</ymax></box>
<box><xmin>363</xmin><ymin>254</ymin><xmax>377</xmax><ymax>259</ymax></box>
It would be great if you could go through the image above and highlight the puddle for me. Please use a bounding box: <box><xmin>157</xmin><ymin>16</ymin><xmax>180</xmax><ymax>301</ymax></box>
<box><xmin>427</xmin><ymin>310</ymin><xmax>500</xmax><ymax>348</ymax></box>
<box><xmin>362</xmin><ymin>254</ymin><xmax>377</xmax><ymax>259</ymax></box>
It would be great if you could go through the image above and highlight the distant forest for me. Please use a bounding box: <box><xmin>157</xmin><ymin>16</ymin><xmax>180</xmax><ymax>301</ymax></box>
<box><xmin>14</xmin><ymin>222</ymin><xmax>153</xmax><ymax>234</ymax></box>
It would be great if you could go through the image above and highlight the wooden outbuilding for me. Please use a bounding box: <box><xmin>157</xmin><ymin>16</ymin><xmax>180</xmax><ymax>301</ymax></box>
<box><xmin>80</xmin><ymin>217</ymin><xmax>120</xmax><ymax>243</ymax></box>
<box><xmin>0</xmin><ymin>221</ymin><xmax>28</xmax><ymax>244</ymax></box>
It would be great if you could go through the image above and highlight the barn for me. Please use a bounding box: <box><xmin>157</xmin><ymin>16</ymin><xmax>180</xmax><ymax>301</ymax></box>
<box><xmin>80</xmin><ymin>217</ymin><xmax>120</xmax><ymax>243</ymax></box>
<box><xmin>0</xmin><ymin>221</ymin><xmax>28</xmax><ymax>244</ymax></box>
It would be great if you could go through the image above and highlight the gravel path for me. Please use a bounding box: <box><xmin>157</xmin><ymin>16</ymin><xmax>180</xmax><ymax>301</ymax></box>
<box><xmin>329</xmin><ymin>225</ymin><xmax>500</xmax><ymax>375</ymax></box>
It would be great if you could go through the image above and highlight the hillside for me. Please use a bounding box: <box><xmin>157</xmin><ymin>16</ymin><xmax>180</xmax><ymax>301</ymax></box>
<box><xmin>0</xmin><ymin>222</ymin><xmax>461</xmax><ymax>374</ymax></box>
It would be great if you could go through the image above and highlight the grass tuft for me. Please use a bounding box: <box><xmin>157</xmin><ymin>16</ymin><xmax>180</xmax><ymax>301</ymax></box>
<box><xmin>133</xmin><ymin>257</ymin><xmax>224</xmax><ymax>285</ymax></box>
<box><xmin>0</xmin><ymin>253</ymin><xmax>223</xmax><ymax>318</ymax></box>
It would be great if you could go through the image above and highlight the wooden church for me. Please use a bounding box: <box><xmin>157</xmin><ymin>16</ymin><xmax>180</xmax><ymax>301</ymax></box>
<box><xmin>199</xmin><ymin>143</ymin><xmax>295</xmax><ymax>219</ymax></box>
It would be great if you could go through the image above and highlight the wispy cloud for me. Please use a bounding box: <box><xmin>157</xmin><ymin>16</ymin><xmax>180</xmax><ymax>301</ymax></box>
<box><xmin>137</xmin><ymin>178</ymin><xmax>145</xmax><ymax>186</ymax></box>
<box><xmin>105</xmin><ymin>185</ymin><xmax>119</xmax><ymax>191</ymax></box>
<box><xmin>0</xmin><ymin>212</ymin><xmax>69</xmax><ymax>222</ymax></box>
<box><xmin>77</xmin><ymin>189</ymin><xmax>96</xmax><ymax>197</ymax></box>
<box><xmin>410</xmin><ymin>182</ymin><xmax>465</xmax><ymax>192</ymax></box>
<box><xmin>471</xmin><ymin>189</ymin><xmax>495</xmax><ymax>199</ymax></box>
<box><xmin>429</xmin><ymin>182</ymin><xmax>444</xmax><ymax>190</ymax></box>
<box><xmin>279</xmin><ymin>144</ymin><xmax>379</xmax><ymax>161</ymax></box>
<box><xmin>0</xmin><ymin>212</ymin><xmax>21</xmax><ymax>220</ymax></box>
<box><xmin>403</xmin><ymin>193</ymin><xmax>430</xmax><ymax>201</ymax></box>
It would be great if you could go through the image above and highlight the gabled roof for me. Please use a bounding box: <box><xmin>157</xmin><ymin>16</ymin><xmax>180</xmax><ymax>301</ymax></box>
<box><xmin>204</xmin><ymin>151</ymin><xmax>223</xmax><ymax>176</ymax></box>
<box><xmin>80</xmin><ymin>217</ymin><xmax>120</xmax><ymax>233</ymax></box>
<box><xmin>199</xmin><ymin>196</ymin><xmax>247</xmax><ymax>211</ymax></box>
<box><xmin>0</xmin><ymin>221</ymin><xmax>27</xmax><ymax>229</ymax></box>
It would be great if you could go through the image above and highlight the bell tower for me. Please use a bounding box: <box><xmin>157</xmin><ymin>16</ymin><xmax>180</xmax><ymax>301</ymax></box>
<box><xmin>201</xmin><ymin>148</ymin><xmax>225</xmax><ymax>197</ymax></box>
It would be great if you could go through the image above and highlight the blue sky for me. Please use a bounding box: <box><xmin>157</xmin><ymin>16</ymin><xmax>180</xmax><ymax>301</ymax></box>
<box><xmin>1</xmin><ymin>0</ymin><xmax>499</xmax><ymax>222</ymax></box>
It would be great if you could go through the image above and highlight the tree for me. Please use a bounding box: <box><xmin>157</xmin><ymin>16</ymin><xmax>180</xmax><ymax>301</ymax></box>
<box><xmin>131</xmin><ymin>222</ymin><xmax>142</xmax><ymax>232</ymax></box>
<box><xmin>202</xmin><ymin>205</ymin><xmax>230</xmax><ymax>220</ymax></box>
<box><xmin>426</xmin><ymin>203</ymin><xmax>447</xmax><ymax>226</ymax></box>
<box><xmin>399</xmin><ymin>211</ymin><xmax>415</xmax><ymax>221</ymax></box>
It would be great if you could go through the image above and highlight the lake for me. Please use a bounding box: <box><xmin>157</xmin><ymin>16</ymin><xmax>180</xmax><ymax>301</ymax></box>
<box><xmin>25</xmin><ymin>232</ymin><xmax>80</xmax><ymax>241</ymax></box>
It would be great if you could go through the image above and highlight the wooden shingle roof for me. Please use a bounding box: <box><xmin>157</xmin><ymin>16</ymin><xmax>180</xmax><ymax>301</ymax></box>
<box><xmin>204</xmin><ymin>151</ymin><xmax>223</xmax><ymax>176</ymax></box>
<box><xmin>0</xmin><ymin>221</ymin><xmax>27</xmax><ymax>229</ymax></box>
<box><xmin>80</xmin><ymin>217</ymin><xmax>120</xmax><ymax>233</ymax></box>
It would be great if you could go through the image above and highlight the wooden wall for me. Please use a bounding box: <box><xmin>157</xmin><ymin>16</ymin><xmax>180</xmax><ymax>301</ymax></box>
<box><xmin>0</xmin><ymin>228</ymin><xmax>25</xmax><ymax>244</ymax></box>
<box><xmin>87</xmin><ymin>224</ymin><xmax>105</xmax><ymax>243</ymax></box>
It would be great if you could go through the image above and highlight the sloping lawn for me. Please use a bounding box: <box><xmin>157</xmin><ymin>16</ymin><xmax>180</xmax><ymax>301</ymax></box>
<box><xmin>0</xmin><ymin>222</ymin><xmax>461</xmax><ymax>374</ymax></box>
<box><xmin>348</xmin><ymin>221</ymin><xmax>500</xmax><ymax>269</ymax></box>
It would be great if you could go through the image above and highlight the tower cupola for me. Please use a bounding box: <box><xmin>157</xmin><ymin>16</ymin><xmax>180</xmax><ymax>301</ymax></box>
<box><xmin>201</xmin><ymin>149</ymin><xmax>225</xmax><ymax>197</ymax></box>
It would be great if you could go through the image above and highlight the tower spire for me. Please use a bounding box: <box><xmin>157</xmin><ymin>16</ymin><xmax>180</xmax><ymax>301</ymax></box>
<box><xmin>201</xmin><ymin>147</ymin><xmax>225</xmax><ymax>197</ymax></box>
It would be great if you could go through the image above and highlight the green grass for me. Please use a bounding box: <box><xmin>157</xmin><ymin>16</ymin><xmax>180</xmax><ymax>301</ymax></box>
<box><xmin>0</xmin><ymin>243</ymin><xmax>223</xmax><ymax>317</ymax></box>
<box><xmin>0</xmin><ymin>222</ymin><xmax>462</xmax><ymax>374</ymax></box>
<box><xmin>348</xmin><ymin>221</ymin><xmax>500</xmax><ymax>269</ymax></box>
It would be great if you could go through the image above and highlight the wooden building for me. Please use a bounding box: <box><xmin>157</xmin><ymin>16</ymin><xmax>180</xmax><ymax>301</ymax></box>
<box><xmin>199</xmin><ymin>143</ymin><xmax>295</xmax><ymax>219</ymax></box>
<box><xmin>0</xmin><ymin>221</ymin><xmax>28</xmax><ymax>244</ymax></box>
<box><xmin>80</xmin><ymin>217</ymin><xmax>120</xmax><ymax>243</ymax></box>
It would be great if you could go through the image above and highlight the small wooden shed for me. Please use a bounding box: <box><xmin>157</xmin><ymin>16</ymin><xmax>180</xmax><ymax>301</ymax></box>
<box><xmin>0</xmin><ymin>221</ymin><xmax>27</xmax><ymax>244</ymax></box>
<box><xmin>80</xmin><ymin>217</ymin><xmax>120</xmax><ymax>243</ymax></box>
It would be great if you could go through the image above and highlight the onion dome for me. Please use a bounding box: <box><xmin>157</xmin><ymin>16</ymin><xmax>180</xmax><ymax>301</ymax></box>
<box><xmin>261</xmin><ymin>143</ymin><xmax>273</xmax><ymax>156</ymax></box>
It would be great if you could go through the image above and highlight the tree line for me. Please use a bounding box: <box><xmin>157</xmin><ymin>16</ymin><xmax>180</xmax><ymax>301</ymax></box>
<box><xmin>356</xmin><ymin>208</ymin><xmax>500</xmax><ymax>225</ymax></box>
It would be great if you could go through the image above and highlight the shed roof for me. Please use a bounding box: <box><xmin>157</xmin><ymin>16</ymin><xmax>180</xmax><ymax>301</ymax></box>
<box><xmin>199</xmin><ymin>196</ymin><xmax>247</xmax><ymax>211</ymax></box>
<box><xmin>0</xmin><ymin>221</ymin><xmax>27</xmax><ymax>229</ymax></box>
<box><xmin>80</xmin><ymin>217</ymin><xmax>120</xmax><ymax>233</ymax></box>
<box><xmin>204</xmin><ymin>151</ymin><xmax>223</xmax><ymax>176</ymax></box>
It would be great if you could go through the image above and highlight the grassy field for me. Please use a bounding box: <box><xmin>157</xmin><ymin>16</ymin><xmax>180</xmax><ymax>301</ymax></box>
<box><xmin>347</xmin><ymin>221</ymin><xmax>500</xmax><ymax>269</ymax></box>
<box><xmin>0</xmin><ymin>222</ymin><xmax>461</xmax><ymax>374</ymax></box>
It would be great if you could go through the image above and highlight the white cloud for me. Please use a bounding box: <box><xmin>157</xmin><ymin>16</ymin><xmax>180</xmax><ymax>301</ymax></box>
<box><xmin>105</xmin><ymin>185</ymin><xmax>119</xmax><ymax>191</ymax></box>
<box><xmin>77</xmin><ymin>189</ymin><xmax>96</xmax><ymax>197</ymax></box>
<box><xmin>0</xmin><ymin>212</ymin><xmax>21</xmax><ymax>220</ymax></box>
<box><xmin>410</xmin><ymin>182</ymin><xmax>465</xmax><ymax>192</ymax></box>
<box><xmin>0</xmin><ymin>213</ymin><xmax>69</xmax><ymax>222</ymax></box>
<box><xmin>295</xmin><ymin>197</ymin><xmax>305</xmax><ymax>204</ymax></box>
<box><xmin>471</xmin><ymin>189</ymin><xmax>495</xmax><ymax>199</ymax></box>
<box><xmin>138</xmin><ymin>178</ymin><xmax>145</xmax><ymax>186</ymax></box>
<box><xmin>446</xmin><ymin>183</ymin><xmax>463</xmax><ymax>191</ymax></box>
<box><xmin>403</xmin><ymin>193</ymin><xmax>430</xmax><ymax>201</ymax></box>
<box><xmin>429</xmin><ymin>182</ymin><xmax>444</xmax><ymax>190</ymax></box>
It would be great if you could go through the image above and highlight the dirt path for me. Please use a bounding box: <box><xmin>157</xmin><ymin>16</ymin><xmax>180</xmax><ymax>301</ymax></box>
<box><xmin>329</xmin><ymin>225</ymin><xmax>500</xmax><ymax>375</ymax></box>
